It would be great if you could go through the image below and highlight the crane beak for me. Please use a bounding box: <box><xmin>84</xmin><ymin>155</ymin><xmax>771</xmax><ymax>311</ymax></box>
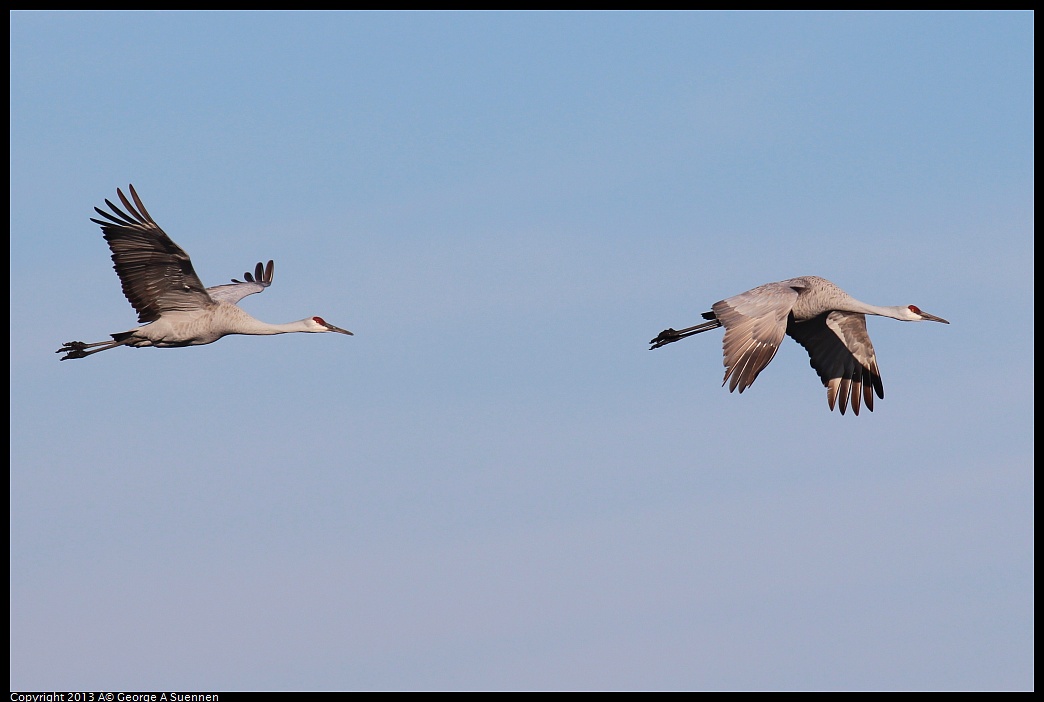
<box><xmin>918</xmin><ymin>311</ymin><xmax>950</xmax><ymax>324</ymax></box>
<box><xmin>323</xmin><ymin>322</ymin><xmax>354</xmax><ymax>335</ymax></box>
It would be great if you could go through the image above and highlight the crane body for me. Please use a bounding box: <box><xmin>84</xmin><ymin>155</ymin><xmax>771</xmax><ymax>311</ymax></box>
<box><xmin>57</xmin><ymin>185</ymin><xmax>352</xmax><ymax>360</ymax></box>
<box><xmin>650</xmin><ymin>276</ymin><xmax>948</xmax><ymax>415</ymax></box>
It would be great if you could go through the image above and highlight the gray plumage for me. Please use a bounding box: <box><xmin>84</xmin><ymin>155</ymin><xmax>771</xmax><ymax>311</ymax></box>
<box><xmin>650</xmin><ymin>276</ymin><xmax>949</xmax><ymax>415</ymax></box>
<box><xmin>57</xmin><ymin>185</ymin><xmax>352</xmax><ymax>360</ymax></box>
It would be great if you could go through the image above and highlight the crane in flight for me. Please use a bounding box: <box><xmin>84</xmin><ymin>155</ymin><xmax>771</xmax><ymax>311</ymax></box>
<box><xmin>57</xmin><ymin>185</ymin><xmax>353</xmax><ymax>360</ymax></box>
<box><xmin>649</xmin><ymin>276</ymin><xmax>948</xmax><ymax>415</ymax></box>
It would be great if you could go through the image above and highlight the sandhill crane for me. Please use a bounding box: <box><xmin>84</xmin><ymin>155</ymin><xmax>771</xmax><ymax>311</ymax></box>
<box><xmin>649</xmin><ymin>276</ymin><xmax>948</xmax><ymax>415</ymax></box>
<box><xmin>57</xmin><ymin>185</ymin><xmax>352</xmax><ymax>360</ymax></box>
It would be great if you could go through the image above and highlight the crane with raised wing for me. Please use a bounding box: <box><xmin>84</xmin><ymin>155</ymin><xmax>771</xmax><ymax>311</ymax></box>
<box><xmin>57</xmin><ymin>185</ymin><xmax>352</xmax><ymax>360</ymax></box>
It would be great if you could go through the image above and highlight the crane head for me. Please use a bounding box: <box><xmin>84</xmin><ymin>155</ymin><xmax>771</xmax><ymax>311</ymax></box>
<box><xmin>309</xmin><ymin>316</ymin><xmax>353</xmax><ymax>335</ymax></box>
<box><xmin>907</xmin><ymin>305</ymin><xmax>949</xmax><ymax>324</ymax></box>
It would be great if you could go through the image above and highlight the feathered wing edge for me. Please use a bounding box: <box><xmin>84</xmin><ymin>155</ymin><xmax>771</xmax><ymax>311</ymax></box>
<box><xmin>786</xmin><ymin>311</ymin><xmax>884</xmax><ymax>416</ymax></box>
<box><xmin>712</xmin><ymin>283</ymin><xmax>800</xmax><ymax>394</ymax></box>
<box><xmin>89</xmin><ymin>185</ymin><xmax>213</xmax><ymax>323</ymax></box>
<box><xmin>207</xmin><ymin>260</ymin><xmax>275</xmax><ymax>305</ymax></box>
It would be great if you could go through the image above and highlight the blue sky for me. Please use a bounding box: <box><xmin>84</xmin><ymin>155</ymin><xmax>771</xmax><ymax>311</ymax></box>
<box><xmin>10</xmin><ymin>11</ymin><xmax>1033</xmax><ymax>691</ymax></box>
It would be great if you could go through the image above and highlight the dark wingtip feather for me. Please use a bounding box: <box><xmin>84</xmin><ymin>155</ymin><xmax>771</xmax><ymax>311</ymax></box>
<box><xmin>127</xmin><ymin>184</ymin><xmax>154</xmax><ymax>223</ymax></box>
<box><xmin>232</xmin><ymin>261</ymin><xmax>275</xmax><ymax>286</ymax></box>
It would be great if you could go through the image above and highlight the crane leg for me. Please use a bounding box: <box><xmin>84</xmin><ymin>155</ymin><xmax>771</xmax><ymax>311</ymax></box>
<box><xmin>649</xmin><ymin>318</ymin><xmax>722</xmax><ymax>349</ymax></box>
<box><xmin>56</xmin><ymin>338</ymin><xmax>132</xmax><ymax>360</ymax></box>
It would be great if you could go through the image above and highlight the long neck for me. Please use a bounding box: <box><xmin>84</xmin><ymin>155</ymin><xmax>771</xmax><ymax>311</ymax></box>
<box><xmin>219</xmin><ymin>306</ymin><xmax>314</xmax><ymax>335</ymax></box>
<box><xmin>843</xmin><ymin>300</ymin><xmax>914</xmax><ymax>320</ymax></box>
<box><xmin>231</xmin><ymin>317</ymin><xmax>315</xmax><ymax>335</ymax></box>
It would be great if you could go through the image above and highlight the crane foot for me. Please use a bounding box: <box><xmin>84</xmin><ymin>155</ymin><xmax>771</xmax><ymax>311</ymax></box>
<box><xmin>649</xmin><ymin>329</ymin><xmax>681</xmax><ymax>349</ymax></box>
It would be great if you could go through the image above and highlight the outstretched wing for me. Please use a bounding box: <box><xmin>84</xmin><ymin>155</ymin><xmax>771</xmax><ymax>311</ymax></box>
<box><xmin>713</xmin><ymin>280</ymin><xmax>803</xmax><ymax>393</ymax></box>
<box><xmin>786</xmin><ymin>310</ymin><xmax>884</xmax><ymax>416</ymax></box>
<box><xmin>206</xmin><ymin>260</ymin><xmax>275</xmax><ymax>305</ymax></box>
<box><xmin>90</xmin><ymin>185</ymin><xmax>213</xmax><ymax>323</ymax></box>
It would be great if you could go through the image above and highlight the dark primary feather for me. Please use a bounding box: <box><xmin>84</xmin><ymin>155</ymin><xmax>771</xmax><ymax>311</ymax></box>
<box><xmin>786</xmin><ymin>311</ymin><xmax>884</xmax><ymax>415</ymax></box>
<box><xmin>233</xmin><ymin>260</ymin><xmax>274</xmax><ymax>285</ymax></box>
<box><xmin>89</xmin><ymin>185</ymin><xmax>213</xmax><ymax>323</ymax></box>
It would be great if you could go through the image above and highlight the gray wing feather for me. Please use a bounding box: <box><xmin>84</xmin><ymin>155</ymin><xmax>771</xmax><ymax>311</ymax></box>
<box><xmin>713</xmin><ymin>282</ymin><xmax>801</xmax><ymax>393</ymax></box>
<box><xmin>206</xmin><ymin>260</ymin><xmax>275</xmax><ymax>305</ymax></box>
<box><xmin>90</xmin><ymin>185</ymin><xmax>213</xmax><ymax>323</ymax></box>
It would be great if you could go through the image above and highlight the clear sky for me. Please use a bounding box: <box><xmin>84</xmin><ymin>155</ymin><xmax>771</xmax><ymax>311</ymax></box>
<box><xmin>10</xmin><ymin>11</ymin><xmax>1033</xmax><ymax>691</ymax></box>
